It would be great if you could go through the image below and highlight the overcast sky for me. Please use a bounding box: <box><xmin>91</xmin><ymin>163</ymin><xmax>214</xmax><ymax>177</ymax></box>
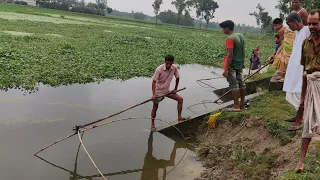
<box><xmin>99</xmin><ymin>0</ymin><xmax>281</xmax><ymax>26</ymax></box>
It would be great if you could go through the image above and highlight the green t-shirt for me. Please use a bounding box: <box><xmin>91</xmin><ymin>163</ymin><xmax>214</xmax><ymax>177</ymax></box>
<box><xmin>227</xmin><ymin>33</ymin><xmax>245</xmax><ymax>69</ymax></box>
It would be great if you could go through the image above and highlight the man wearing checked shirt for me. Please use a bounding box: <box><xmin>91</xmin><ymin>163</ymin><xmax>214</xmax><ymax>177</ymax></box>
<box><xmin>151</xmin><ymin>55</ymin><xmax>188</xmax><ymax>131</ymax></box>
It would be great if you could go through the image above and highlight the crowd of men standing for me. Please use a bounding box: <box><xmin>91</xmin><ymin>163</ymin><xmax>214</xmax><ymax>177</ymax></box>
<box><xmin>218</xmin><ymin>0</ymin><xmax>320</xmax><ymax>172</ymax></box>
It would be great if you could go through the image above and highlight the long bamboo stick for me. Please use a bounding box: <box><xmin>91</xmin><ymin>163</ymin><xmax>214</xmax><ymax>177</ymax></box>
<box><xmin>77</xmin><ymin>87</ymin><xmax>186</xmax><ymax>129</ymax></box>
<box><xmin>34</xmin><ymin>133</ymin><xmax>76</xmax><ymax>155</ymax></box>
<box><xmin>34</xmin><ymin>88</ymin><xmax>186</xmax><ymax>155</ymax></box>
<box><xmin>80</xmin><ymin>116</ymin><xmax>188</xmax><ymax>180</ymax></box>
<box><xmin>78</xmin><ymin>131</ymin><xmax>107</xmax><ymax>180</ymax></box>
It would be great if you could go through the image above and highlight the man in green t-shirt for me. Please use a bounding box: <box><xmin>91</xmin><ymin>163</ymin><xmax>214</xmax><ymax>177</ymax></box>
<box><xmin>219</xmin><ymin>20</ymin><xmax>246</xmax><ymax>111</ymax></box>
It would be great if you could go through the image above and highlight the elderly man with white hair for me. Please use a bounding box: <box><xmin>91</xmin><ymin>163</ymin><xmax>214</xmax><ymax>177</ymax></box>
<box><xmin>282</xmin><ymin>12</ymin><xmax>310</xmax><ymax>131</ymax></box>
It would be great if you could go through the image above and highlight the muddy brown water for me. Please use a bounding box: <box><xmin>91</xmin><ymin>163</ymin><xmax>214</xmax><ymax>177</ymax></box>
<box><xmin>0</xmin><ymin>64</ymin><xmax>269</xmax><ymax>180</ymax></box>
<box><xmin>0</xmin><ymin>64</ymin><xmax>237</xmax><ymax>180</ymax></box>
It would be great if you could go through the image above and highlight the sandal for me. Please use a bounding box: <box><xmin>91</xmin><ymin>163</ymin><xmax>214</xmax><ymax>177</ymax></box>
<box><xmin>285</xmin><ymin>118</ymin><xmax>296</xmax><ymax>122</ymax></box>
<box><xmin>223</xmin><ymin>108</ymin><xmax>241</xmax><ymax>112</ymax></box>
<box><xmin>287</xmin><ymin>125</ymin><xmax>303</xmax><ymax>131</ymax></box>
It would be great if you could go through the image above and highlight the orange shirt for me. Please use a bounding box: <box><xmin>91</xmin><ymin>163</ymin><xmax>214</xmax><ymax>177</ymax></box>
<box><xmin>223</xmin><ymin>38</ymin><xmax>234</xmax><ymax>70</ymax></box>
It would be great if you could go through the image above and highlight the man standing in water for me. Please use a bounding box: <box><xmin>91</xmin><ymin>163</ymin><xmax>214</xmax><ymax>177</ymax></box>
<box><xmin>291</xmin><ymin>0</ymin><xmax>309</xmax><ymax>26</ymax></box>
<box><xmin>151</xmin><ymin>55</ymin><xmax>187</xmax><ymax>131</ymax></box>
<box><xmin>296</xmin><ymin>10</ymin><xmax>320</xmax><ymax>173</ymax></box>
<box><xmin>282</xmin><ymin>13</ymin><xmax>310</xmax><ymax>131</ymax></box>
<box><xmin>219</xmin><ymin>20</ymin><xmax>246</xmax><ymax>111</ymax></box>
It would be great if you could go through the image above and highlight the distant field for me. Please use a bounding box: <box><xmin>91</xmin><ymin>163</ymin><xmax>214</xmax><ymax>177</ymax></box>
<box><xmin>0</xmin><ymin>3</ymin><xmax>274</xmax><ymax>91</ymax></box>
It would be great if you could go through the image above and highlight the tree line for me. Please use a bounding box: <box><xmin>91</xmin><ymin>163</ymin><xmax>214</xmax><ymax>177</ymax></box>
<box><xmin>153</xmin><ymin>0</ymin><xmax>219</xmax><ymax>29</ymax></box>
<box><xmin>13</xmin><ymin>0</ymin><xmax>320</xmax><ymax>33</ymax></box>
<box><xmin>35</xmin><ymin>0</ymin><xmax>113</xmax><ymax>16</ymax></box>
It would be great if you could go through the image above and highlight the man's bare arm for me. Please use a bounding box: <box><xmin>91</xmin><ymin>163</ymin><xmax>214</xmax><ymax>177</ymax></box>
<box><xmin>300</xmin><ymin>10</ymin><xmax>308</xmax><ymax>26</ymax></box>
<box><xmin>174</xmin><ymin>78</ymin><xmax>179</xmax><ymax>90</ymax></box>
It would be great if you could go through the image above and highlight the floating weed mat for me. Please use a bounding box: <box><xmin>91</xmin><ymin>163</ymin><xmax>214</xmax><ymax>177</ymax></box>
<box><xmin>0</xmin><ymin>6</ymin><xmax>274</xmax><ymax>92</ymax></box>
<box><xmin>0</xmin><ymin>11</ymin><xmax>95</xmax><ymax>25</ymax></box>
<box><xmin>2</xmin><ymin>30</ymin><xmax>34</xmax><ymax>36</ymax></box>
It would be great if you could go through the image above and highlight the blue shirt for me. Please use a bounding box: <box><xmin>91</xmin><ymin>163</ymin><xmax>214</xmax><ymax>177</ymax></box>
<box><xmin>250</xmin><ymin>56</ymin><xmax>260</xmax><ymax>70</ymax></box>
<box><xmin>275</xmin><ymin>44</ymin><xmax>280</xmax><ymax>52</ymax></box>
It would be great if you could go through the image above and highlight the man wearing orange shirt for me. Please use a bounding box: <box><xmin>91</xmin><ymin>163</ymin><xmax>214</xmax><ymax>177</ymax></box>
<box><xmin>219</xmin><ymin>20</ymin><xmax>246</xmax><ymax>111</ymax></box>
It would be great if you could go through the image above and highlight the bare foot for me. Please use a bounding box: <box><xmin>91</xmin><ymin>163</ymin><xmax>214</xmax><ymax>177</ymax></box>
<box><xmin>178</xmin><ymin>117</ymin><xmax>190</xmax><ymax>122</ymax></box>
<box><xmin>151</xmin><ymin>126</ymin><xmax>157</xmax><ymax>132</ymax></box>
<box><xmin>296</xmin><ymin>163</ymin><xmax>304</xmax><ymax>173</ymax></box>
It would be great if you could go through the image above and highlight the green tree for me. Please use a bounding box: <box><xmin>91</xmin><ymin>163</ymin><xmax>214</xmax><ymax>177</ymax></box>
<box><xmin>171</xmin><ymin>0</ymin><xmax>192</xmax><ymax>25</ymax></box>
<box><xmin>249</xmin><ymin>3</ymin><xmax>273</xmax><ymax>33</ymax></box>
<box><xmin>193</xmin><ymin>0</ymin><xmax>203</xmax><ymax>28</ymax></box>
<box><xmin>96</xmin><ymin>0</ymin><xmax>107</xmax><ymax>13</ymax></box>
<box><xmin>192</xmin><ymin>0</ymin><xmax>219</xmax><ymax>29</ymax></box>
<box><xmin>152</xmin><ymin>0</ymin><xmax>163</xmax><ymax>24</ymax></box>
<box><xmin>106</xmin><ymin>7</ymin><xmax>113</xmax><ymax>14</ymax></box>
<box><xmin>184</xmin><ymin>9</ymin><xmax>192</xmax><ymax>26</ymax></box>
<box><xmin>133</xmin><ymin>11</ymin><xmax>146</xmax><ymax>20</ymax></box>
<box><xmin>201</xmin><ymin>0</ymin><xmax>219</xmax><ymax>30</ymax></box>
<box><xmin>158</xmin><ymin>9</ymin><xmax>194</xmax><ymax>26</ymax></box>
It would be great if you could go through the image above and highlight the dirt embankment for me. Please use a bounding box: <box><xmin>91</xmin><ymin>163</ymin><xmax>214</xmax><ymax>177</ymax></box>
<box><xmin>194</xmin><ymin>116</ymin><xmax>302</xmax><ymax>180</ymax></box>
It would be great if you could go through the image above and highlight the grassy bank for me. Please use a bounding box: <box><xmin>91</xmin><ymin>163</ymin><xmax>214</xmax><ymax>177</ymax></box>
<box><xmin>195</xmin><ymin>91</ymin><xmax>320</xmax><ymax>179</ymax></box>
<box><xmin>217</xmin><ymin>91</ymin><xmax>295</xmax><ymax>144</ymax></box>
<box><xmin>0</xmin><ymin>3</ymin><xmax>274</xmax><ymax>92</ymax></box>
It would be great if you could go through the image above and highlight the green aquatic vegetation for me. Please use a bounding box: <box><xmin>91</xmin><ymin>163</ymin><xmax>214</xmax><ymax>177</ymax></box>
<box><xmin>0</xmin><ymin>4</ymin><xmax>274</xmax><ymax>92</ymax></box>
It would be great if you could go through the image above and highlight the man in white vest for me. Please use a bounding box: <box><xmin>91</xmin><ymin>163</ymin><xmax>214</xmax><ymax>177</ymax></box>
<box><xmin>283</xmin><ymin>12</ymin><xmax>310</xmax><ymax>131</ymax></box>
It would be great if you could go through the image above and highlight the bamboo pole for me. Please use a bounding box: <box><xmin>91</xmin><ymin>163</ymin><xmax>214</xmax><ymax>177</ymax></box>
<box><xmin>77</xmin><ymin>87</ymin><xmax>186</xmax><ymax>129</ymax></box>
<box><xmin>34</xmin><ymin>133</ymin><xmax>76</xmax><ymax>155</ymax></box>
<box><xmin>80</xmin><ymin>117</ymin><xmax>188</xmax><ymax>180</ymax></box>
<box><xmin>78</xmin><ymin>131</ymin><xmax>107</xmax><ymax>180</ymax></box>
<box><xmin>34</xmin><ymin>88</ymin><xmax>186</xmax><ymax>155</ymax></box>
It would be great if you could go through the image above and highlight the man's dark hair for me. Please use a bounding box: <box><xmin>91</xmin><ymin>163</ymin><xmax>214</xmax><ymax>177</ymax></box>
<box><xmin>275</xmin><ymin>34</ymin><xmax>280</xmax><ymax>38</ymax></box>
<box><xmin>310</xmin><ymin>9</ymin><xmax>320</xmax><ymax>17</ymax></box>
<box><xmin>219</xmin><ymin>20</ymin><xmax>235</xmax><ymax>31</ymax></box>
<box><xmin>165</xmin><ymin>54</ymin><xmax>174</xmax><ymax>62</ymax></box>
<box><xmin>286</xmin><ymin>12</ymin><xmax>302</xmax><ymax>22</ymax></box>
<box><xmin>273</xmin><ymin>18</ymin><xmax>283</xmax><ymax>25</ymax></box>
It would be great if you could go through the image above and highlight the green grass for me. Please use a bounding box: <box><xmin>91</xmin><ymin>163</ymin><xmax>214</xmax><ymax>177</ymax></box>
<box><xmin>196</xmin><ymin>144</ymin><xmax>274</xmax><ymax>179</ymax></box>
<box><xmin>279</xmin><ymin>142</ymin><xmax>320</xmax><ymax>180</ymax></box>
<box><xmin>231</xmin><ymin>146</ymin><xmax>274</xmax><ymax>179</ymax></box>
<box><xmin>216</xmin><ymin>91</ymin><xmax>296</xmax><ymax>144</ymax></box>
<box><xmin>0</xmin><ymin>3</ymin><xmax>274</xmax><ymax>92</ymax></box>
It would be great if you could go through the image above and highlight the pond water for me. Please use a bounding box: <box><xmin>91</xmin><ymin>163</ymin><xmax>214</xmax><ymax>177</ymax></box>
<box><xmin>0</xmin><ymin>64</ymin><xmax>232</xmax><ymax>180</ymax></box>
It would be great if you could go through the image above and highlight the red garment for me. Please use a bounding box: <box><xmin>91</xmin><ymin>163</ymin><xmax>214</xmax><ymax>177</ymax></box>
<box><xmin>223</xmin><ymin>38</ymin><xmax>234</xmax><ymax>70</ymax></box>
